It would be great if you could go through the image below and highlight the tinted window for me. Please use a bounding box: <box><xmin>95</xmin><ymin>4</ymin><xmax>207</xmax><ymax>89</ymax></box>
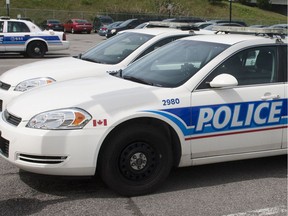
<box><xmin>8</xmin><ymin>21</ymin><xmax>30</xmax><ymax>32</ymax></box>
<box><xmin>81</xmin><ymin>32</ymin><xmax>154</xmax><ymax>64</ymax></box>
<box><xmin>197</xmin><ymin>46</ymin><xmax>279</xmax><ymax>89</ymax></box>
<box><xmin>122</xmin><ymin>40</ymin><xmax>228</xmax><ymax>87</ymax></box>
<box><xmin>134</xmin><ymin>35</ymin><xmax>190</xmax><ymax>62</ymax></box>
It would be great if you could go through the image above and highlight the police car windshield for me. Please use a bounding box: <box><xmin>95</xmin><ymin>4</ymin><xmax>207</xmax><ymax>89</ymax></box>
<box><xmin>122</xmin><ymin>40</ymin><xmax>229</xmax><ymax>87</ymax></box>
<box><xmin>81</xmin><ymin>32</ymin><xmax>153</xmax><ymax>64</ymax></box>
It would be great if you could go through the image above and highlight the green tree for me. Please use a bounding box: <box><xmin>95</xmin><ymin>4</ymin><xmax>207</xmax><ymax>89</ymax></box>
<box><xmin>257</xmin><ymin>0</ymin><xmax>271</xmax><ymax>9</ymax></box>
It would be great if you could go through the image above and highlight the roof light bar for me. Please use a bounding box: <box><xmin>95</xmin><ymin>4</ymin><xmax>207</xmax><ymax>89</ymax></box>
<box><xmin>147</xmin><ymin>21</ymin><xmax>199</xmax><ymax>31</ymax></box>
<box><xmin>213</xmin><ymin>26</ymin><xmax>287</xmax><ymax>36</ymax></box>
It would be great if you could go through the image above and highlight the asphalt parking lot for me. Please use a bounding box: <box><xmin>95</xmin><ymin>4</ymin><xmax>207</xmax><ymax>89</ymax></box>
<box><xmin>0</xmin><ymin>33</ymin><xmax>287</xmax><ymax>216</ymax></box>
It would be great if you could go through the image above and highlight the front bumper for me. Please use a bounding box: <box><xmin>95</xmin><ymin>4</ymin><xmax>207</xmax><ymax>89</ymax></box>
<box><xmin>0</xmin><ymin>115</ymin><xmax>105</xmax><ymax>176</ymax></box>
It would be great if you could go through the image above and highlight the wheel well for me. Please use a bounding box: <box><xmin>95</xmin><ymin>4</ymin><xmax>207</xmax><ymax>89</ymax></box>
<box><xmin>27</xmin><ymin>40</ymin><xmax>48</xmax><ymax>51</ymax></box>
<box><xmin>99</xmin><ymin>117</ymin><xmax>182</xmax><ymax>168</ymax></box>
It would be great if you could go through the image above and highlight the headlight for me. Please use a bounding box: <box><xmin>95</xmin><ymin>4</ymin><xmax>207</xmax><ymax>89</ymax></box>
<box><xmin>14</xmin><ymin>77</ymin><xmax>56</xmax><ymax>92</ymax></box>
<box><xmin>111</xmin><ymin>29</ymin><xmax>116</xmax><ymax>34</ymax></box>
<box><xmin>26</xmin><ymin>108</ymin><xmax>92</xmax><ymax>130</ymax></box>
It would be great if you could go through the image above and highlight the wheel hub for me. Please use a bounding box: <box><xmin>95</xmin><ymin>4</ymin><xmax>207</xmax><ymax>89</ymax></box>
<box><xmin>34</xmin><ymin>47</ymin><xmax>40</xmax><ymax>53</ymax></box>
<box><xmin>130</xmin><ymin>152</ymin><xmax>147</xmax><ymax>170</ymax></box>
<box><xmin>119</xmin><ymin>142</ymin><xmax>158</xmax><ymax>181</ymax></box>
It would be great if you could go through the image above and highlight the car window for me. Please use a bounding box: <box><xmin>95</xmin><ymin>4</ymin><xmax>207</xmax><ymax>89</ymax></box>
<box><xmin>122</xmin><ymin>40</ymin><xmax>228</xmax><ymax>87</ymax></box>
<box><xmin>197</xmin><ymin>46</ymin><xmax>278</xmax><ymax>89</ymax></box>
<box><xmin>81</xmin><ymin>32</ymin><xmax>154</xmax><ymax>64</ymax></box>
<box><xmin>279</xmin><ymin>45</ymin><xmax>287</xmax><ymax>82</ymax></box>
<box><xmin>133</xmin><ymin>35</ymin><xmax>190</xmax><ymax>62</ymax></box>
<box><xmin>0</xmin><ymin>21</ymin><xmax>3</xmax><ymax>33</ymax></box>
<box><xmin>7</xmin><ymin>21</ymin><xmax>30</xmax><ymax>32</ymax></box>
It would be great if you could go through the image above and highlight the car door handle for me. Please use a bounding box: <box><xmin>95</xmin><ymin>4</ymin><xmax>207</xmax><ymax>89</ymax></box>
<box><xmin>261</xmin><ymin>94</ymin><xmax>280</xmax><ymax>100</ymax></box>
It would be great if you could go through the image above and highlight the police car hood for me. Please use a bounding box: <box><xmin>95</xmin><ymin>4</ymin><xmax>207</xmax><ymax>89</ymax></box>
<box><xmin>7</xmin><ymin>75</ymin><xmax>159</xmax><ymax>120</ymax></box>
<box><xmin>0</xmin><ymin>57</ymin><xmax>122</xmax><ymax>86</ymax></box>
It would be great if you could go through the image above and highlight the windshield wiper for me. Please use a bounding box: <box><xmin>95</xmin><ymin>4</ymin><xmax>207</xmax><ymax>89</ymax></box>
<box><xmin>123</xmin><ymin>75</ymin><xmax>154</xmax><ymax>86</ymax></box>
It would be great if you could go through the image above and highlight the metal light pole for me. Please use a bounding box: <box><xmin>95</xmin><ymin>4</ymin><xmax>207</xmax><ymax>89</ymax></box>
<box><xmin>229</xmin><ymin>0</ymin><xmax>232</xmax><ymax>23</ymax></box>
<box><xmin>6</xmin><ymin>0</ymin><xmax>10</xmax><ymax>17</ymax></box>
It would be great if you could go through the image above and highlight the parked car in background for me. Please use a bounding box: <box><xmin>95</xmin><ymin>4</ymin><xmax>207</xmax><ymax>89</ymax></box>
<box><xmin>208</xmin><ymin>19</ymin><xmax>247</xmax><ymax>27</ymax></box>
<box><xmin>268</xmin><ymin>24</ymin><xmax>288</xmax><ymax>29</ymax></box>
<box><xmin>249</xmin><ymin>24</ymin><xmax>268</xmax><ymax>28</ymax></box>
<box><xmin>98</xmin><ymin>21</ymin><xmax>123</xmax><ymax>36</ymax></box>
<box><xmin>40</xmin><ymin>19</ymin><xmax>64</xmax><ymax>31</ymax></box>
<box><xmin>203</xmin><ymin>22</ymin><xmax>245</xmax><ymax>31</ymax></box>
<box><xmin>93</xmin><ymin>15</ymin><xmax>114</xmax><ymax>33</ymax></box>
<box><xmin>193</xmin><ymin>21</ymin><xmax>214</xmax><ymax>29</ymax></box>
<box><xmin>0</xmin><ymin>17</ymin><xmax>69</xmax><ymax>58</ymax></box>
<box><xmin>163</xmin><ymin>17</ymin><xmax>205</xmax><ymax>23</ymax></box>
<box><xmin>64</xmin><ymin>19</ymin><xmax>92</xmax><ymax>34</ymax></box>
<box><xmin>106</xmin><ymin>18</ymin><xmax>149</xmax><ymax>38</ymax></box>
<box><xmin>135</xmin><ymin>22</ymin><xmax>150</xmax><ymax>29</ymax></box>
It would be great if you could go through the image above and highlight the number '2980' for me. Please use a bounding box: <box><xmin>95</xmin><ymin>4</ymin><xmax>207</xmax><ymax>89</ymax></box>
<box><xmin>162</xmin><ymin>98</ymin><xmax>180</xmax><ymax>106</ymax></box>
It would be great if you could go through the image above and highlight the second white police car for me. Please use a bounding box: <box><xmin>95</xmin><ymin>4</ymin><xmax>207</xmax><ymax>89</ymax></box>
<box><xmin>0</xmin><ymin>24</ymin><xmax>212</xmax><ymax>111</ymax></box>
<box><xmin>0</xmin><ymin>27</ymin><xmax>287</xmax><ymax>196</ymax></box>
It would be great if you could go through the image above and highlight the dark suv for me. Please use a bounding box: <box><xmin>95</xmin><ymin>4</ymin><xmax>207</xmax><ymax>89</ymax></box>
<box><xmin>93</xmin><ymin>15</ymin><xmax>114</xmax><ymax>33</ymax></box>
<box><xmin>106</xmin><ymin>18</ymin><xmax>149</xmax><ymax>38</ymax></box>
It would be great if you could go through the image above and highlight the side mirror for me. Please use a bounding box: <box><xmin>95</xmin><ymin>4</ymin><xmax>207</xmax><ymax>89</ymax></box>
<box><xmin>209</xmin><ymin>73</ymin><xmax>238</xmax><ymax>88</ymax></box>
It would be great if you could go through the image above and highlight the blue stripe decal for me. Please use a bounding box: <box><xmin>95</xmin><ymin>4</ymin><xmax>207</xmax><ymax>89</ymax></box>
<box><xmin>145</xmin><ymin>98</ymin><xmax>288</xmax><ymax>138</ymax></box>
<box><xmin>0</xmin><ymin>35</ymin><xmax>61</xmax><ymax>45</ymax></box>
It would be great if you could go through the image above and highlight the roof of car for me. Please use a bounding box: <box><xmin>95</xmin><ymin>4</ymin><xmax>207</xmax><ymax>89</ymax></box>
<box><xmin>119</xmin><ymin>26</ymin><xmax>214</xmax><ymax>36</ymax></box>
<box><xmin>179</xmin><ymin>33</ymin><xmax>287</xmax><ymax>46</ymax></box>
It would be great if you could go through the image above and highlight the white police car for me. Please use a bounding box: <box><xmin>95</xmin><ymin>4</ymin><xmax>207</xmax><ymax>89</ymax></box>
<box><xmin>0</xmin><ymin>27</ymin><xmax>286</xmax><ymax>196</ymax></box>
<box><xmin>0</xmin><ymin>17</ymin><xmax>69</xmax><ymax>58</ymax></box>
<box><xmin>0</xmin><ymin>25</ymin><xmax>212</xmax><ymax>111</ymax></box>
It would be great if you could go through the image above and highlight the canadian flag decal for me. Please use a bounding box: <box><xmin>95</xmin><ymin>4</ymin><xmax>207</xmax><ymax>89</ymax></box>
<box><xmin>93</xmin><ymin>119</ymin><xmax>107</xmax><ymax>127</ymax></box>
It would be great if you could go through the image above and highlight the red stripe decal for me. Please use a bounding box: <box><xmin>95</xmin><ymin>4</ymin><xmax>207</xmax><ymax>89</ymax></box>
<box><xmin>185</xmin><ymin>125</ymin><xmax>287</xmax><ymax>140</ymax></box>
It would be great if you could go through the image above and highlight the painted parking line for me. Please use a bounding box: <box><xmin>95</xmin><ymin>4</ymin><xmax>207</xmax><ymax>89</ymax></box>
<box><xmin>223</xmin><ymin>206</ymin><xmax>287</xmax><ymax>216</ymax></box>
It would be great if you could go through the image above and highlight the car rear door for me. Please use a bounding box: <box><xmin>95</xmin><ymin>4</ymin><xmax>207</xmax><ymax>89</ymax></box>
<box><xmin>4</xmin><ymin>21</ymin><xmax>30</xmax><ymax>52</ymax></box>
<box><xmin>190</xmin><ymin>45</ymin><xmax>285</xmax><ymax>158</ymax></box>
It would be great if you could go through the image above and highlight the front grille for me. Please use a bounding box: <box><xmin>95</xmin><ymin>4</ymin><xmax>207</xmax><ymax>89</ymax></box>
<box><xmin>0</xmin><ymin>81</ymin><xmax>11</xmax><ymax>90</ymax></box>
<box><xmin>18</xmin><ymin>154</ymin><xmax>68</xmax><ymax>164</ymax></box>
<box><xmin>3</xmin><ymin>110</ymin><xmax>21</xmax><ymax>126</ymax></box>
<box><xmin>0</xmin><ymin>133</ymin><xmax>9</xmax><ymax>157</ymax></box>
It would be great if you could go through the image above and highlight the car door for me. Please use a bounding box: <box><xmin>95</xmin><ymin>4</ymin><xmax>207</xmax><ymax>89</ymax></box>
<box><xmin>64</xmin><ymin>20</ymin><xmax>72</xmax><ymax>32</ymax></box>
<box><xmin>0</xmin><ymin>21</ymin><xmax>4</xmax><ymax>51</ymax></box>
<box><xmin>190</xmin><ymin>45</ymin><xmax>285</xmax><ymax>158</ymax></box>
<box><xmin>4</xmin><ymin>21</ymin><xmax>30</xmax><ymax>52</ymax></box>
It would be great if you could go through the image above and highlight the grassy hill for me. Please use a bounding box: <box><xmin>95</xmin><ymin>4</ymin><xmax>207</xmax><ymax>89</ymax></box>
<box><xmin>0</xmin><ymin>0</ymin><xmax>287</xmax><ymax>26</ymax></box>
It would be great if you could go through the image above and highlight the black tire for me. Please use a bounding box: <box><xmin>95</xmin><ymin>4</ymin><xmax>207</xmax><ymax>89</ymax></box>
<box><xmin>98</xmin><ymin>122</ymin><xmax>173</xmax><ymax>196</ymax></box>
<box><xmin>26</xmin><ymin>41</ymin><xmax>46</xmax><ymax>58</ymax></box>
